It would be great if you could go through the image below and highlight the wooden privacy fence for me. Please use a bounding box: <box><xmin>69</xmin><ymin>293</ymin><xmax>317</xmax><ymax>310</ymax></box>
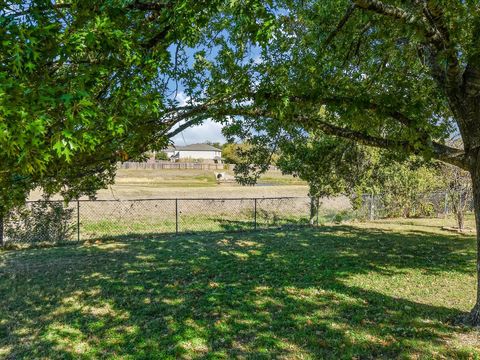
<box><xmin>118</xmin><ymin>162</ymin><xmax>281</xmax><ymax>171</ymax></box>
<box><xmin>119</xmin><ymin>161</ymin><xmax>232</xmax><ymax>170</ymax></box>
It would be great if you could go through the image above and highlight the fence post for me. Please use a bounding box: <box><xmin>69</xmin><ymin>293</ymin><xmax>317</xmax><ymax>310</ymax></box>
<box><xmin>254</xmin><ymin>198</ymin><xmax>257</xmax><ymax>230</ymax></box>
<box><xmin>444</xmin><ymin>192</ymin><xmax>449</xmax><ymax>218</ymax></box>
<box><xmin>175</xmin><ymin>199</ymin><xmax>179</xmax><ymax>234</ymax></box>
<box><xmin>369</xmin><ymin>194</ymin><xmax>375</xmax><ymax>221</ymax></box>
<box><xmin>77</xmin><ymin>199</ymin><xmax>80</xmax><ymax>242</ymax></box>
<box><xmin>0</xmin><ymin>215</ymin><xmax>3</xmax><ymax>248</ymax></box>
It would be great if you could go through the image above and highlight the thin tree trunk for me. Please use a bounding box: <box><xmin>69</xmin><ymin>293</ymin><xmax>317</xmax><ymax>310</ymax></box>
<box><xmin>457</xmin><ymin>208</ymin><xmax>465</xmax><ymax>232</ymax></box>
<box><xmin>309</xmin><ymin>196</ymin><xmax>319</xmax><ymax>226</ymax></box>
<box><xmin>466</xmin><ymin>153</ymin><xmax>480</xmax><ymax>325</ymax></box>
<box><xmin>0</xmin><ymin>215</ymin><xmax>3</xmax><ymax>248</ymax></box>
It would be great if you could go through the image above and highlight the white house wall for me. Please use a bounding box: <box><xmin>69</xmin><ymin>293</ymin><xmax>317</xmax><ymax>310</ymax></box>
<box><xmin>164</xmin><ymin>150</ymin><xmax>222</xmax><ymax>160</ymax></box>
<box><xmin>178</xmin><ymin>150</ymin><xmax>221</xmax><ymax>159</ymax></box>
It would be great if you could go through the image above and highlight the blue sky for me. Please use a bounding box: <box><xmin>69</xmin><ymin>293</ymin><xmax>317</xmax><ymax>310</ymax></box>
<box><xmin>166</xmin><ymin>38</ymin><xmax>261</xmax><ymax>146</ymax></box>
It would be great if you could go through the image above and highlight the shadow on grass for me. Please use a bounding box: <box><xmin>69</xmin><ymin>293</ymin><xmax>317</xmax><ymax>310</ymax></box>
<box><xmin>74</xmin><ymin>216</ymin><xmax>311</xmax><ymax>243</ymax></box>
<box><xmin>0</xmin><ymin>225</ymin><xmax>478</xmax><ymax>358</ymax></box>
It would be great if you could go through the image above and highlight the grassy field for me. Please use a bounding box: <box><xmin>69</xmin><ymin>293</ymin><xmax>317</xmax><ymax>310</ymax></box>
<box><xmin>1</xmin><ymin>219</ymin><xmax>479</xmax><ymax>359</ymax></box>
<box><xmin>113</xmin><ymin>169</ymin><xmax>306</xmax><ymax>187</ymax></box>
<box><xmin>99</xmin><ymin>169</ymin><xmax>308</xmax><ymax>200</ymax></box>
<box><xmin>29</xmin><ymin>169</ymin><xmax>310</xmax><ymax>200</ymax></box>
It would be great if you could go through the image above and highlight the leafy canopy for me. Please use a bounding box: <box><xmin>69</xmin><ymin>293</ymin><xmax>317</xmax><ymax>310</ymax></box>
<box><xmin>0</xmin><ymin>0</ymin><xmax>273</xmax><ymax>211</ymax></box>
<box><xmin>3</xmin><ymin>1</ymin><xmax>480</xmax><ymax>211</ymax></box>
<box><xmin>180</xmin><ymin>1</ymin><xmax>478</xmax><ymax>172</ymax></box>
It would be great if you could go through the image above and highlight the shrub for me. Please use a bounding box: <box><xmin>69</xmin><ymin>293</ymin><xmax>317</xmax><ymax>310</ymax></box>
<box><xmin>5</xmin><ymin>201</ymin><xmax>75</xmax><ymax>244</ymax></box>
<box><xmin>333</xmin><ymin>213</ymin><xmax>343</xmax><ymax>224</ymax></box>
<box><xmin>155</xmin><ymin>151</ymin><xmax>169</xmax><ymax>161</ymax></box>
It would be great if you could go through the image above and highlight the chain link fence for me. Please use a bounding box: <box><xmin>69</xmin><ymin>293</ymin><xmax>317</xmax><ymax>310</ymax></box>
<box><xmin>1</xmin><ymin>197</ymin><xmax>312</xmax><ymax>246</ymax></box>
<box><xmin>1</xmin><ymin>192</ymin><xmax>475</xmax><ymax>247</ymax></box>
<box><xmin>357</xmin><ymin>191</ymin><xmax>475</xmax><ymax>220</ymax></box>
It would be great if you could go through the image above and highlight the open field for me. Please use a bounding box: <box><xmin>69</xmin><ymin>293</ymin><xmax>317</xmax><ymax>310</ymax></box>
<box><xmin>29</xmin><ymin>169</ymin><xmax>310</xmax><ymax>200</ymax></box>
<box><xmin>113</xmin><ymin>168</ymin><xmax>307</xmax><ymax>187</ymax></box>
<box><xmin>1</xmin><ymin>218</ymin><xmax>479</xmax><ymax>359</ymax></box>
<box><xmin>98</xmin><ymin>168</ymin><xmax>308</xmax><ymax>199</ymax></box>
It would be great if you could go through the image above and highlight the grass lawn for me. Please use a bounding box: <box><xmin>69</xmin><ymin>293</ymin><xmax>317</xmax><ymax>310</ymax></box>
<box><xmin>1</xmin><ymin>220</ymin><xmax>479</xmax><ymax>359</ymax></box>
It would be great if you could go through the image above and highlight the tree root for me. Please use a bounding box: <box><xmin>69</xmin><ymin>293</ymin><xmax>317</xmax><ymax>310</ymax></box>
<box><xmin>455</xmin><ymin>305</ymin><xmax>480</xmax><ymax>327</ymax></box>
<box><xmin>441</xmin><ymin>226</ymin><xmax>475</xmax><ymax>233</ymax></box>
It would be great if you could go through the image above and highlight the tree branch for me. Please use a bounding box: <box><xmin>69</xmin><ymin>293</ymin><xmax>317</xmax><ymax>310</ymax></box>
<box><xmin>325</xmin><ymin>4</ymin><xmax>357</xmax><ymax>45</ymax></box>
<box><xmin>353</xmin><ymin>0</ymin><xmax>463</xmax><ymax>92</ymax></box>
<box><xmin>353</xmin><ymin>0</ymin><xmax>419</xmax><ymax>24</ymax></box>
<box><xmin>177</xmin><ymin>101</ymin><xmax>468</xmax><ymax>169</ymax></box>
<box><xmin>127</xmin><ymin>1</ymin><xmax>172</xmax><ymax>11</ymax></box>
<box><xmin>301</xmin><ymin>114</ymin><xmax>468</xmax><ymax>170</ymax></box>
<box><xmin>165</xmin><ymin>116</ymin><xmax>207</xmax><ymax>138</ymax></box>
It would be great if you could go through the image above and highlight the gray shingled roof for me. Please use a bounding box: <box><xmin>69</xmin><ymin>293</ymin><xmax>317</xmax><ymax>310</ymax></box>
<box><xmin>165</xmin><ymin>143</ymin><xmax>221</xmax><ymax>152</ymax></box>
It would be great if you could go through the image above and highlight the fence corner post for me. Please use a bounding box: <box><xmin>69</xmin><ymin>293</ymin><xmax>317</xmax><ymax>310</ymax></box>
<box><xmin>369</xmin><ymin>194</ymin><xmax>375</xmax><ymax>221</ymax></box>
<box><xmin>444</xmin><ymin>192</ymin><xmax>449</xmax><ymax>219</ymax></box>
<box><xmin>175</xmin><ymin>199</ymin><xmax>179</xmax><ymax>235</ymax></box>
<box><xmin>77</xmin><ymin>199</ymin><xmax>80</xmax><ymax>243</ymax></box>
<box><xmin>254</xmin><ymin>198</ymin><xmax>257</xmax><ymax>230</ymax></box>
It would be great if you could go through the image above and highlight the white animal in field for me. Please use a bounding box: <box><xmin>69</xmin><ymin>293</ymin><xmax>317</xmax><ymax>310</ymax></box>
<box><xmin>214</xmin><ymin>172</ymin><xmax>235</xmax><ymax>183</ymax></box>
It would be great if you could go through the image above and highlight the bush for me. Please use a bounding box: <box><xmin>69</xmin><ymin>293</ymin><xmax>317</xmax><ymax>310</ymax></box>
<box><xmin>5</xmin><ymin>201</ymin><xmax>75</xmax><ymax>244</ymax></box>
<box><xmin>155</xmin><ymin>151</ymin><xmax>169</xmax><ymax>161</ymax></box>
<box><xmin>416</xmin><ymin>202</ymin><xmax>436</xmax><ymax>218</ymax></box>
<box><xmin>333</xmin><ymin>213</ymin><xmax>343</xmax><ymax>224</ymax></box>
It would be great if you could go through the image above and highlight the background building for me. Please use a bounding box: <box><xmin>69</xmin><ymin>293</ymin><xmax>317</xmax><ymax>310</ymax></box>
<box><xmin>164</xmin><ymin>143</ymin><xmax>222</xmax><ymax>162</ymax></box>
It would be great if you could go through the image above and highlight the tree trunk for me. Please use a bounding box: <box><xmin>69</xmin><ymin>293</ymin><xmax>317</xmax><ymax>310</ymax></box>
<box><xmin>309</xmin><ymin>196</ymin><xmax>319</xmax><ymax>226</ymax></box>
<box><xmin>466</xmin><ymin>152</ymin><xmax>480</xmax><ymax>325</ymax></box>
<box><xmin>457</xmin><ymin>210</ymin><xmax>465</xmax><ymax>232</ymax></box>
<box><xmin>0</xmin><ymin>215</ymin><xmax>3</xmax><ymax>248</ymax></box>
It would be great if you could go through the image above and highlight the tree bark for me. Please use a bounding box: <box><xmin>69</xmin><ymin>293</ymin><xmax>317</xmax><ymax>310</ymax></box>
<box><xmin>466</xmin><ymin>151</ymin><xmax>480</xmax><ymax>325</ymax></box>
<box><xmin>457</xmin><ymin>209</ymin><xmax>465</xmax><ymax>232</ymax></box>
<box><xmin>452</xmin><ymin>192</ymin><xmax>466</xmax><ymax>231</ymax></box>
<box><xmin>309</xmin><ymin>196</ymin><xmax>320</xmax><ymax>226</ymax></box>
<box><xmin>0</xmin><ymin>215</ymin><xmax>3</xmax><ymax>248</ymax></box>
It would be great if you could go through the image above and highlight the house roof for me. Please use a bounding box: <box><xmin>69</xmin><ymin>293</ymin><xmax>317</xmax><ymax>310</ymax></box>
<box><xmin>165</xmin><ymin>143</ymin><xmax>222</xmax><ymax>152</ymax></box>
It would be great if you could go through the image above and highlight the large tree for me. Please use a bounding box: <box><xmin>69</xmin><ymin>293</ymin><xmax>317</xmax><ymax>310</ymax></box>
<box><xmin>0</xmin><ymin>0</ymin><xmax>272</xmax><ymax>212</ymax></box>
<box><xmin>3</xmin><ymin>0</ymin><xmax>480</xmax><ymax>324</ymax></box>
<box><xmin>1</xmin><ymin>0</ymin><xmax>191</xmax><ymax>211</ymax></box>
<box><xmin>171</xmin><ymin>1</ymin><xmax>480</xmax><ymax>324</ymax></box>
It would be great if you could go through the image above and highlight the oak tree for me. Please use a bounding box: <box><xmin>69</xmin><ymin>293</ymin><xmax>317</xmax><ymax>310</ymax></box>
<box><xmin>176</xmin><ymin>1</ymin><xmax>480</xmax><ymax>324</ymax></box>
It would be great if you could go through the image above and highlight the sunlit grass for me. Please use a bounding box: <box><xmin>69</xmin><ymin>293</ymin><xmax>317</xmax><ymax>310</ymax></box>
<box><xmin>81</xmin><ymin>214</ymin><xmax>310</xmax><ymax>239</ymax></box>
<box><xmin>0</xmin><ymin>220</ymin><xmax>479</xmax><ymax>359</ymax></box>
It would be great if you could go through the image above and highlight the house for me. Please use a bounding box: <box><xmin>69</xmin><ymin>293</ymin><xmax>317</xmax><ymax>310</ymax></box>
<box><xmin>164</xmin><ymin>143</ymin><xmax>222</xmax><ymax>162</ymax></box>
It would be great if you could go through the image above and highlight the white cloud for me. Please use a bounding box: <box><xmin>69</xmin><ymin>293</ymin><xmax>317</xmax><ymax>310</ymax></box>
<box><xmin>171</xmin><ymin>119</ymin><xmax>226</xmax><ymax>145</ymax></box>
<box><xmin>169</xmin><ymin>91</ymin><xmax>226</xmax><ymax>145</ymax></box>
<box><xmin>175</xmin><ymin>91</ymin><xmax>190</xmax><ymax>106</ymax></box>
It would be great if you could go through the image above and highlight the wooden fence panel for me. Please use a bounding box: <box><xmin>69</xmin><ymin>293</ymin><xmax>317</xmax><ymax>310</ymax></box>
<box><xmin>119</xmin><ymin>162</ymin><xmax>232</xmax><ymax>170</ymax></box>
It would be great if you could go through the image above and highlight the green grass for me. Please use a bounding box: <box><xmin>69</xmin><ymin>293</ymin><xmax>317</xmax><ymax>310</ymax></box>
<box><xmin>81</xmin><ymin>214</ymin><xmax>309</xmax><ymax>239</ymax></box>
<box><xmin>1</xmin><ymin>220</ymin><xmax>479</xmax><ymax>359</ymax></box>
